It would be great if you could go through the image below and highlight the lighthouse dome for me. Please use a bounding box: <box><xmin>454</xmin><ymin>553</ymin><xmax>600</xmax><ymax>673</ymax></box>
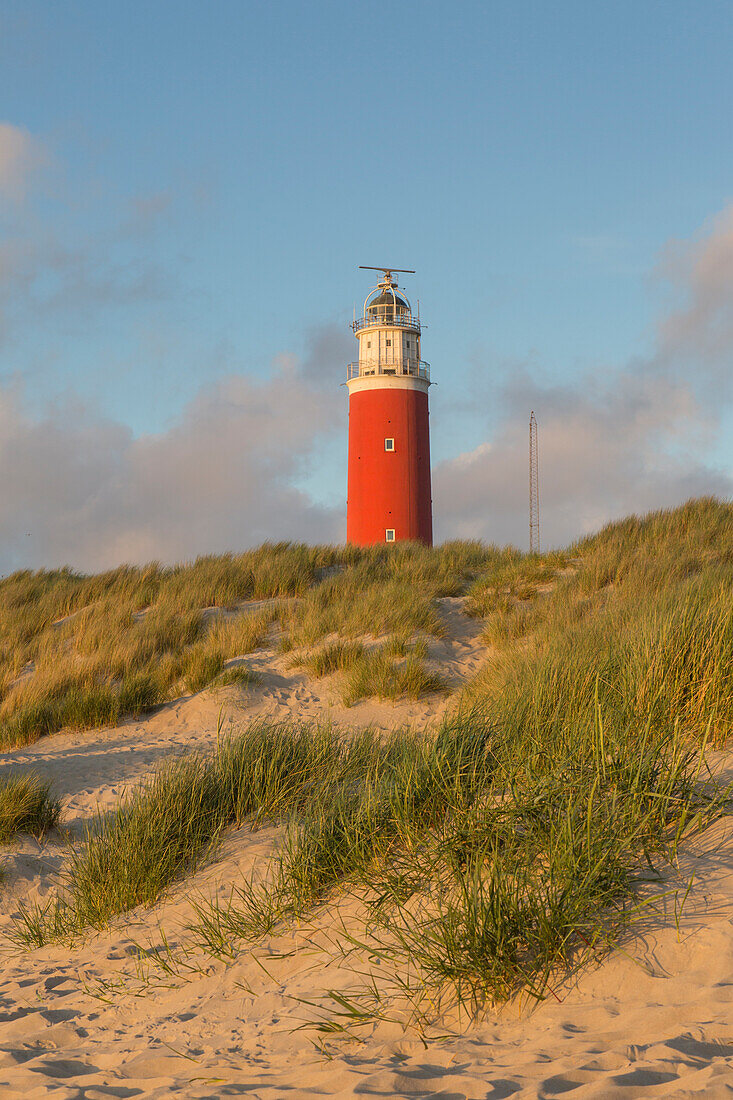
<box><xmin>353</xmin><ymin>271</ymin><xmax>421</xmax><ymax>334</ymax></box>
<box><xmin>366</xmin><ymin>289</ymin><xmax>409</xmax><ymax>312</ymax></box>
<box><xmin>364</xmin><ymin>287</ymin><xmax>411</xmax><ymax>322</ymax></box>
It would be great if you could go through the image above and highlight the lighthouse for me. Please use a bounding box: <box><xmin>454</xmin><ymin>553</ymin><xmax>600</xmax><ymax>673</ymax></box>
<box><xmin>346</xmin><ymin>267</ymin><xmax>433</xmax><ymax>546</ymax></box>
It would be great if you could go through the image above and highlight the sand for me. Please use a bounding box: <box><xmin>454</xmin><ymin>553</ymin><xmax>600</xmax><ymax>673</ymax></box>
<box><xmin>0</xmin><ymin>598</ymin><xmax>732</xmax><ymax>1098</ymax></box>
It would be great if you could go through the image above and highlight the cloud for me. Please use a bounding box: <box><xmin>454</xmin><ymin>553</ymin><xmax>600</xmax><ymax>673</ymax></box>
<box><xmin>433</xmin><ymin>368</ymin><xmax>731</xmax><ymax>548</ymax></box>
<box><xmin>299</xmin><ymin>324</ymin><xmax>354</xmax><ymax>388</ymax></box>
<box><xmin>0</xmin><ymin>229</ymin><xmax>174</xmax><ymax>354</ymax></box>
<box><xmin>2</xmin><ymin>184</ymin><xmax>733</xmax><ymax>569</ymax></box>
<box><xmin>0</xmin><ymin>123</ymin><xmax>45</xmax><ymax>200</ymax></box>
<box><xmin>434</xmin><ymin>206</ymin><xmax>733</xmax><ymax>548</ymax></box>
<box><xmin>0</xmin><ymin>345</ymin><xmax>343</xmax><ymax>575</ymax></box>
<box><xmin>655</xmin><ymin>205</ymin><xmax>733</xmax><ymax>393</ymax></box>
<box><xmin>0</xmin><ymin>132</ymin><xmax>177</xmax><ymax>352</ymax></box>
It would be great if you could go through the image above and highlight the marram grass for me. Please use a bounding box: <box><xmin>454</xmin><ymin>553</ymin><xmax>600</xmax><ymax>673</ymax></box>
<box><xmin>11</xmin><ymin>722</ymin><xmax>385</xmax><ymax>943</ymax></box>
<box><xmin>340</xmin><ymin>647</ymin><xmax>448</xmax><ymax>706</ymax></box>
<box><xmin>0</xmin><ymin>539</ymin><xmax>516</xmax><ymax>749</ymax></box>
<box><xmin>291</xmin><ymin>637</ymin><xmax>444</xmax><ymax>705</ymax></box>
<box><xmin>6</xmin><ymin>497</ymin><xmax>733</xmax><ymax>1015</ymax></box>
<box><xmin>0</xmin><ymin>772</ymin><xmax>60</xmax><ymax>844</ymax></box>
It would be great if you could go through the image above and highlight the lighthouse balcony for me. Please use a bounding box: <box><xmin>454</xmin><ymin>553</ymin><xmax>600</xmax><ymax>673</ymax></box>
<box><xmin>347</xmin><ymin>359</ymin><xmax>430</xmax><ymax>382</ymax></box>
<box><xmin>352</xmin><ymin>313</ymin><xmax>422</xmax><ymax>334</ymax></box>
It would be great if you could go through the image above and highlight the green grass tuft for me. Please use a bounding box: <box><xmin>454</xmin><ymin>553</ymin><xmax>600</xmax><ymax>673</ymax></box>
<box><xmin>10</xmin><ymin>723</ymin><xmax>382</xmax><ymax>943</ymax></box>
<box><xmin>0</xmin><ymin>773</ymin><xmax>60</xmax><ymax>843</ymax></box>
<box><xmin>341</xmin><ymin>648</ymin><xmax>449</xmax><ymax>706</ymax></box>
<box><xmin>184</xmin><ymin>651</ymin><xmax>225</xmax><ymax>693</ymax></box>
<box><xmin>215</xmin><ymin>665</ymin><xmax>262</xmax><ymax>688</ymax></box>
<box><xmin>293</xmin><ymin>640</ymin><xmax>365</xmax><ymax>677</ymax></box>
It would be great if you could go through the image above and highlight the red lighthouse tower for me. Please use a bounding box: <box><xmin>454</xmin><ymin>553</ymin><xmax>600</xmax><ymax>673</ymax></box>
<box><xmin>346</xmin><ymin>268</ymin><xmax>433</xmax><ymax>546</ymax></box>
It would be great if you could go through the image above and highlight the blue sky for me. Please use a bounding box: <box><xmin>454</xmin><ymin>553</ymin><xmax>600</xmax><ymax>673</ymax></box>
<box><xmin>1</xmin><ymin>1</ymin><xmax>732</xmax><ymax>568</ymax></box>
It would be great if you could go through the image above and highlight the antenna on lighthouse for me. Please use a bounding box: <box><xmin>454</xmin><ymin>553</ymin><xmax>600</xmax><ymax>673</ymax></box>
<box><xmin>359</xmin><ymin>266</ymin><xmax>415</xmax><ymax>284</ymax></box>
<box><xmin>529</xmin><ymin>411</ymin><xmax>540</xmax><ymax>554</ymax></box>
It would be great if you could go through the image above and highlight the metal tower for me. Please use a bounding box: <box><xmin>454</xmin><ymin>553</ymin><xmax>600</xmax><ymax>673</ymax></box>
<box><xmin>529</xmin><ymin>411</ymin><xmax>540</xmax><ymax>554</ymax></box>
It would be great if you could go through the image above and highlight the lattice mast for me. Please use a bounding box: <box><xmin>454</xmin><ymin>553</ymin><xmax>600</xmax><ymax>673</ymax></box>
<box><xmin>529</xmin><ymin>411</ymin><xmax>540</xmax><ymax>554</ymax></box>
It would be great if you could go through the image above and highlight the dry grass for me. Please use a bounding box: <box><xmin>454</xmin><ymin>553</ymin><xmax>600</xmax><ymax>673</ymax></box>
<box><xmin>292</xmin><ymin>637</ymin><xmax>445</xmax><ymax>705</ymax></box>
<box><xmin>3</xmin><ymin>500</ymin><xmax>731</xmax><ymax>748</ymax></box>
<box><xmin>340</xmin><ymin>647</ymin><xmax>448</xmax><ymax>706</ymax></box>
<box><xmin>8</xmin><ymin>498</ymin><xmax>733</xmax><ymax>1019</ymax></box>
<box><xmin>0</xmin><ymin>541</ymin><xmax>515</xmax><ymax>748</ymax></box>
<box><xmin>0</xmin><ymin>596</ymin><xmax>278</xmax><ymax>748</ymax></box>
<box><xmin>291</xmin><ymin>641</ymin><xmax>366</xmax><ymax>678</ymax></box>
<box><xmin>215</xmin><ymin>665</ymin><xmax>262</xmax><ymax>689</ymax></box>
<box><xmin>0</xmin><ymin>773</ymin><xmax>60</xmax><ymax>844</ymax></box>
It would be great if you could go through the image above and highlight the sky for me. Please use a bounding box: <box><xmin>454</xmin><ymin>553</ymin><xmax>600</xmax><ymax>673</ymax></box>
<box><xmin>1</xmin><ymin>0</ymin><xmax>732</xmax><ymax>571</ymax></box>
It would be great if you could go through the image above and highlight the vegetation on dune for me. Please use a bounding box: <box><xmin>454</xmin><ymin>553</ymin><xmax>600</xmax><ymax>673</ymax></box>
<box><xmin>12</xmin><ymin>723</ymin><xmax>386</xmax><ymax>942</ymax></box>
<box><xmin>197</xmin><ymin>496</ymin><xmax>733</xmax><ymax>999</ymax></box>
<box><xmin>468</xmin><ymin>498</ymin><xmax>733</xmax><ymax>742</ymax></box>
<box><xmin>0</xmin><ymin>557</ymin><xmax>289</xmax><ymax>749</ymax></box>
<box><xmin>465</xmin><ymin>551</ymin><xmax>570</xmax><ymax>616</ymax></box>
<box><xmin>215</xmin><ymin>665</ymin><xmax>262</xmax><ymax>689</ymax></box>
<box><xmin>291</xmin><ymin>640</ymin><xmax>366</xmax><ymax>677</ymax></box>
<box><xmin>277</xmin><ymin>541</ymin><xmax>530</xmax><ymax>648</ymax></box>
<box><xmin>0</xmin><ymin>773</ymin><xmax>60</xmax><ymax>844</ymax></box>
<box><xmin>339</xmin><ymin>646</ymin><xmax>448</xmax><ymax>706</ymax></box>
<box><xmin>5</xmin><ymin>497</ymin><xmax>733</xmax><ymax>1019</ymax></box>
<box><xmin>0</xmin><ymin>538</ymin><xmax>537</xmax><ymax>748</ymax></box>
<box><xmin>292</xmin><ymin>637</ymin><xmax>446</xmax><ymax>705</ymax></box>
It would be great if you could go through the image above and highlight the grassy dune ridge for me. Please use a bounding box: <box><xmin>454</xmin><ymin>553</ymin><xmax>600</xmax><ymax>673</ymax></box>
<box><xmin>0</xmin><ymin>540</ymin><xmax>522</xmax><ymax>748</ymax></box>
<box><xmin>6</xmin><ymin>497</ymin><xmax>733</xmax><ymax>1013</ymax></box>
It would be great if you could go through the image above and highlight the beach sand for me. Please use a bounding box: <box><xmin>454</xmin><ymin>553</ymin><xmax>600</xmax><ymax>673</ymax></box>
<box><xmin>0</xmin><ymin>598</ymin><xmax>732</xmax><ymax>1098</ymax></box>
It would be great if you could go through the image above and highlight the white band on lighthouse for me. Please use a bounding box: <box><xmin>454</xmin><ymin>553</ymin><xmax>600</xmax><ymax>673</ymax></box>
<box><xmin>346</xmin><ymin>374</ymin><xmax>430</xmax><ymax>396</ymax></box>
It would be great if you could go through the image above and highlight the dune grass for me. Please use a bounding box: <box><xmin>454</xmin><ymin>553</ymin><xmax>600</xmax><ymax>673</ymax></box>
<box><xmin>183</xmin><ymin>651</ymin><xmax>225</xmax><ymax>693</ymax></box>
<box><xmin>465</xmin><ymin>552</ymin><xmax>569</xmax><ymax>617</ymax></box>
<box><xmin>292</xmin><ymin>640</ymin><xmax>366</xmax><ymax>677</ymax></box>
<box><xmin>5</xmin><ymin>498</ymin><xmax>733</xmax><ymax>1014</ymax></box>
<box><xmin>276</xmin><ymin>541</ymin><xmax>530</xmax><ymax>649</ymax></box>
<box><xmin>0</xmin><ymin>537</ymin><xmax>527</xmax><ymax>749</ymax></box>
<box><xmin>215</xmin><ymin>665</ymin><xmax>262</xmax><ymax>689</ymax></box>
<box><xmin>11</xmin><ymin>718</ymin><xmax>491</xmax><ymax>947</ymax></box>
<box><xmin>291</xmin><ymin>637</ymin><xmax>445</xmax><ymax>705</ymax></box>
<box><xmin>340</xmin><ymin>647</ymin><xmax>448</xmax><ymax>706</ymax></box>
<box><xmin>0</xmin><ymin>540</ymin><xmax>519</xmax><ymax>750</ymax></box>
<box><xmin>0</xmin><ymin>773</ymin><xmax>60</xmax><ymax>844</ymax></box>
<box><xmin>12</xmin><ymin>689</ymin><xmax>724</xmax><ymax>1007</ymax></box>
<box><xmin>373</xmin><ymin>735</ymin><xmax>705</xmax><ymax>1008</ymax></box>
<box><xmin>11</xmin><ymin>723</ymin><xmax>384</xmax><ymax>944</ymax></box>
<box><xmin>185</xmin><ymin>665</ymin><xmax>722</xmax><ymax>1011</ymax></box>
<box><xmin>0</xmin><ymin>600</ymin><xmax>278</xmax><ymax>749</ymax></box>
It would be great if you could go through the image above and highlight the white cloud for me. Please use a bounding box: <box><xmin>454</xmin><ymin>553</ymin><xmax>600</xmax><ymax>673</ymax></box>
<box><xmin>0</xmin><ymin>348</ymin><xmax>344</xmax><ymax>575</ymax></box>
<box><xmin>434</xmin><ymin>206</ymin><xmax>733</xmax><ymax>548</ymax></box>
<box><xmin>2</xmin><ymin>185</ymin><xmax>733</xmax><ymax>569</ymax></box>
<box><xmin>655</xmin><ymin>204</ymin><xmax>733</xmax><ymax>391</ymax></box>
<box><xmin>433</xmin><ymin>370</ymin><xmax>730</xmax><ymax>548</ymax></box>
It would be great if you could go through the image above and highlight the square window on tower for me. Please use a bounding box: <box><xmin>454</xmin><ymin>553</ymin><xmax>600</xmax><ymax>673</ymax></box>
<box><xmin>384</xmin><ymin>438</ymin><xmax>395</xmax><ymax>451</ymax></box>
<box><xmin>385</xmin><ymin>529</ymin><xmax>396</xmax><ymax>542</ymax></box>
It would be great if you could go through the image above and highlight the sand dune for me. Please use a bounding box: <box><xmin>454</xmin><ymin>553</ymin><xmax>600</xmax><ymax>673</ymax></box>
<box><xmin>0</xmin><ymin>598</ymin><xmax>732</xmax><ymax>1098</ymax></box>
